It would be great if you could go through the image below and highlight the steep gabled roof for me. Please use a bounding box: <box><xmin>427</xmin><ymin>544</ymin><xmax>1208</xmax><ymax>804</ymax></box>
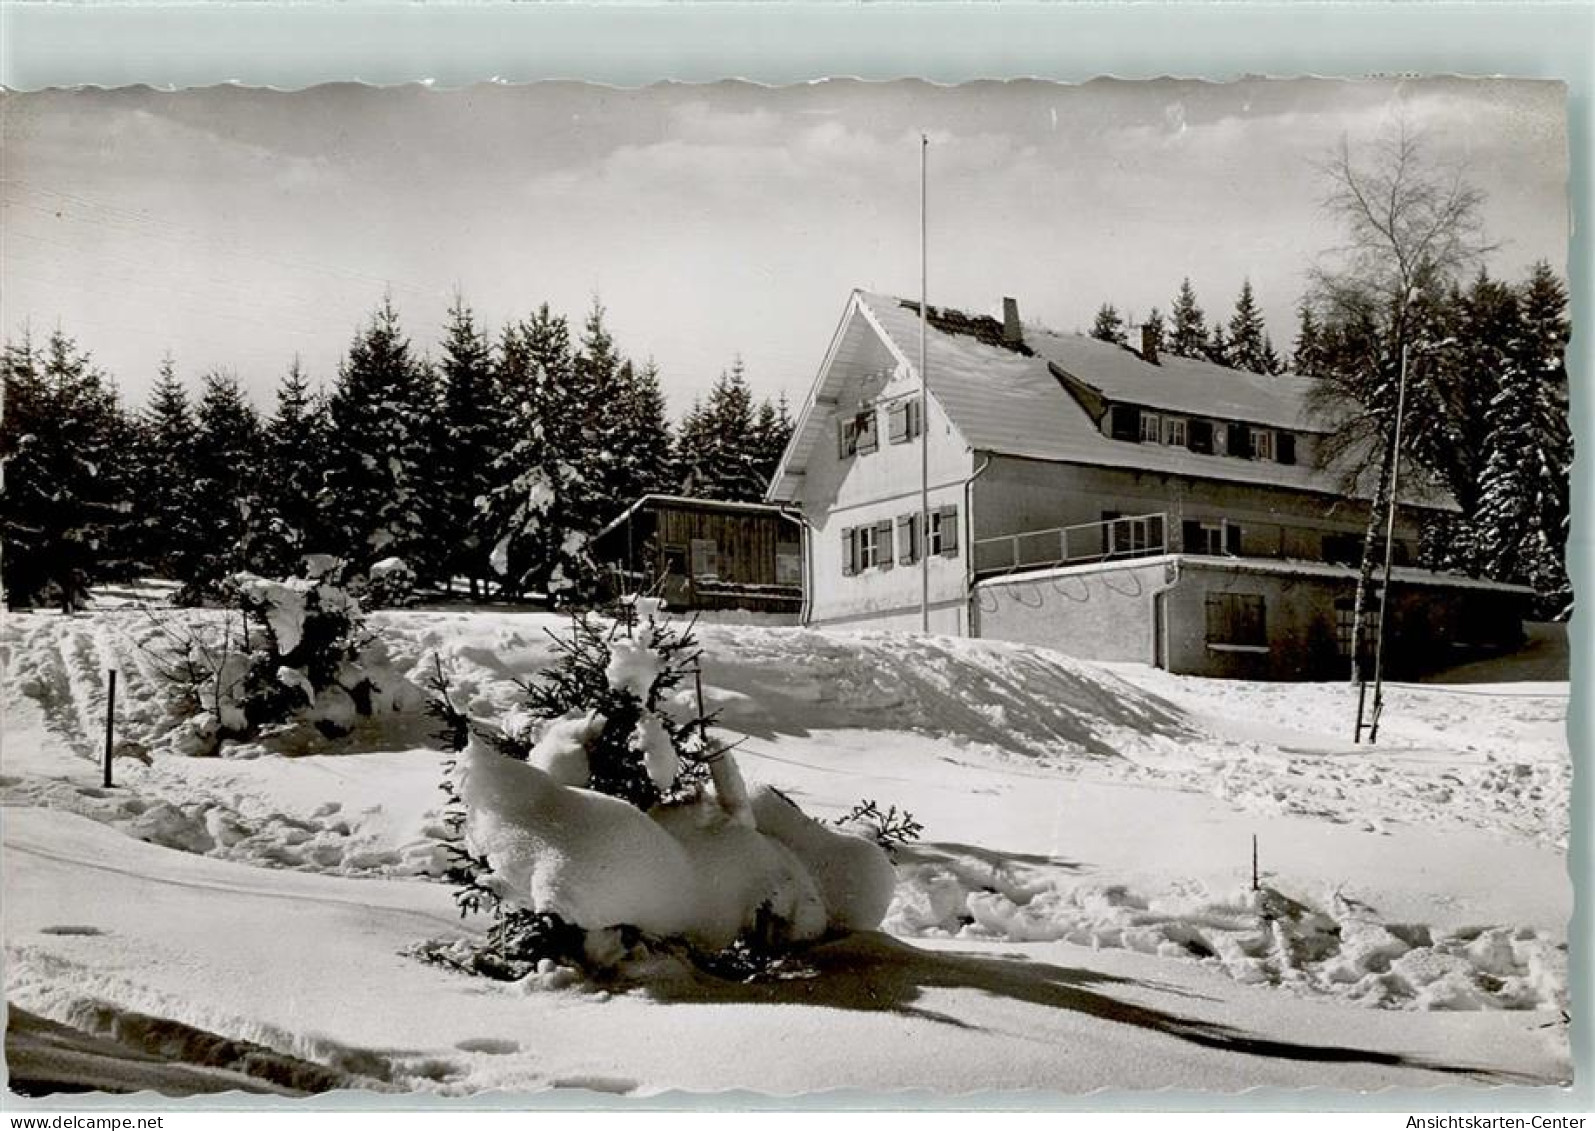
<box><xmin>769</xmin><ymin>290</ymin><xmax>1454</xmax><ymax>510</ymax></box>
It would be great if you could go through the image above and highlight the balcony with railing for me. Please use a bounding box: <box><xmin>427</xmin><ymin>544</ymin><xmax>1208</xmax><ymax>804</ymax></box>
<box><xmin>973</xmin><ymin>512</ymin><xmax>1169</xmax><ymax>576</ymax></box>
<box><xmin>972</xmin><ymin>511</ymin><xmax>1412</xmax><ymax>578</ymax></box>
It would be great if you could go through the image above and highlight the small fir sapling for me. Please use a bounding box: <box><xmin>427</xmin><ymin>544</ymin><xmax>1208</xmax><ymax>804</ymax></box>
<box><xmin>834</xmin><ymin>799</ymin><xmax>924</xmax><ymax>858</ymax></box>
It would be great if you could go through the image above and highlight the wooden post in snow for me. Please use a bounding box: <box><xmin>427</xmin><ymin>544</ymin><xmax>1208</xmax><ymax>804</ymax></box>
<box><xmin>102</xmin><ymin>669</ymin><xmax>117</xmax><ymax>788</ymax></box>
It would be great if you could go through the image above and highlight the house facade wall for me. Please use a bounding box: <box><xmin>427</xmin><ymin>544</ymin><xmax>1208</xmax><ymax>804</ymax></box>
<box><xmin>796</xmin><ymin>365</ymin><xmax>976</xmax><ymax>633</ymax></box>
<box><xmin>973</xmin><ymin>554</ymin><xmax>1528</xmax><ymax>680</ymax></box>
<box><xmin>972</xmin><ymin>558</ymin><xmax>1171</xmax><ymax>663</ymax></box>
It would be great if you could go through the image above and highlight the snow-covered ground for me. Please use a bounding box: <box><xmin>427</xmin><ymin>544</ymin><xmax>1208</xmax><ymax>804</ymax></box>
<box><xmin>1</xmin><ymin>605</ymin><xmax>1573</xmax><ymax>1096</ymax></box>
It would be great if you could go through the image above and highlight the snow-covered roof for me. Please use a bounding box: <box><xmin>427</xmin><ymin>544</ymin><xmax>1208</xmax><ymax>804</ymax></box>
<box><xmin>768</xmin><ymin>291</ymin><xmax>1452</xmax><ymax>510</ymax></box>
<box><xmin>595</xmin><ymin>494</ymin><xmax>801</xmax><ymax>543</ymax></box>
<box><xmin>974</xmin><ymin>552</ymin><xmax>1536</xmax><ymax>596</ymax></box>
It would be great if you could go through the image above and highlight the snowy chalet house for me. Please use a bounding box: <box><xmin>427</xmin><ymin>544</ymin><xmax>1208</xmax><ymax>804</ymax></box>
<box><xmin>592</xmin><ymin>494</ymin><xmax>805</xmax><ymax>619</ymax></box>
<box><xmin>764</xmin><ymin>291</ymin><xmax>1530</xmax><ymax>679</ymax></box>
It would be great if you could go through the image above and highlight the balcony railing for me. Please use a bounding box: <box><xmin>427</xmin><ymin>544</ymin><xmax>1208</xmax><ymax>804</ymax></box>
<box><xmin>973</xmin><ymin>512</ymin><xmax>1169</xmax><ymax>576</ymax></box>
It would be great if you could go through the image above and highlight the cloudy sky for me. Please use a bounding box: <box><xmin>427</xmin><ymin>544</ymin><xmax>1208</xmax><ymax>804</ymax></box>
<box><xmin>0</xmin><ymin>77</ymin><xmax>1569</xmax><ymax>414</ymax></box>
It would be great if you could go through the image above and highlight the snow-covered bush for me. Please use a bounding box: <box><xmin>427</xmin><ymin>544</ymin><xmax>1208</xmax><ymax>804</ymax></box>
<box><xmin>428</xmin><ymin>598</ymin><xmax>897</xmax><ymax>981</ymax></box>
<box><xmin>504</xmin><ymin>598</ymin><xmax>713</xmax><ymax>809</ymax></box>
<box><xmin>150</xmin><ymin>566</ymin><xmax>422</xmax><ymax>755</ymax></box>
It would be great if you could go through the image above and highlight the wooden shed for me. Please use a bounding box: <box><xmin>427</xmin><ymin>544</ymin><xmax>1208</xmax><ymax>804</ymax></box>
<box><xmin>592</xmin><ymin>495</ymin><xmax>806</xmax><ymax>617</ymax></box>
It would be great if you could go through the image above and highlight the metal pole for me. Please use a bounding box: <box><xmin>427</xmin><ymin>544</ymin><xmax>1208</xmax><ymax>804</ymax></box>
<box><xmin>102</xmin><ymin>669</ymin><xmax>117</xmax><ymax>788</ymax></box>
<box><xmin>1367</xmin><ymin>343</ymin><xmax>1410</xmax><ymax>745</ymax></box>
<box><xmin>919</xmin><ymin>132</ymin><xmax>930</xmax><ymax>634</ymax></box>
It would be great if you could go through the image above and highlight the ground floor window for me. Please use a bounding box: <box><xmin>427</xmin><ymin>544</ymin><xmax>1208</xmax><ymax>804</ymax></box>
<box><xmin>690</xmin><ymin>538</ymin><xmax>718</xmax><ymax>581</ymax></box>
<box><xmin>1206</xmin><ymin>592</ymin><xmax>1266</xmax><ymax>647</ymax></box>
<box><xmin>1334</xmin><ymin>595</ymin><xmax>1380</xmax><ymax>658</ymax></box>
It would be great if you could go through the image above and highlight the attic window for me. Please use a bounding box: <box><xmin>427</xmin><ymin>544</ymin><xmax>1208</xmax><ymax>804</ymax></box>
<box><xmin>1252</xmin><ymin>429</ymin><xmax>1276</xmax><ymax>462</ymax></box>
<box><xmin>838</xmin><ymin>409</ymin><xmax>878</xmax><ymax>458</ymax></box>
<box><xmin>1139</xmin><ymin>412</ymin><xmax>1161</xmax><ymax>444</ymax></box>
<box><xmin>1163</xmin><ymin>417</ymin><xmax>1188</xmax><ymax>447</ymax></box>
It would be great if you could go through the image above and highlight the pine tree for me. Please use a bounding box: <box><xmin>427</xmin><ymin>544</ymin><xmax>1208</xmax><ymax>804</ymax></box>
<box><xmin>751</xmin><ymin>393</ymin><xmax>795</xmax><ymax>495</ymax></box>
<box><xmin>1292</xmin><ymin>304</ymin><xmax>1324</xmax><ymax>377</ymax></box>
<box><xmin>183</xmin><ymin>372</ymin><xmax>265</xmax><ymax>600</ymax></box>
<box><xmin>1141</xmin><ymin>308</ymin><xmax>1167</xmax><ymax>358</ymax></box>
<box><xmin>575</xmin><ymin>300</ymin><xmax>630</xmax><ymax>527</ymax></box>
<box><xmin>256</xmin><ymin>358</ymin><xmax>328</xmax><ymax>577</ymax></box>
<box><xmin>321</xmin><ymin>297</ymin><xmax>438</xmax><ymax>581</ymax></box>
<box><xmin>1168</xmin><ymin>278</ymin><xmax>1209</xmax><ymax>360</ymax></box>
<box><xmin>1</xmin><ymin>329</ymin><xmax>139</xmax><ymax>609</ymax></box>
<box><xmin>134</xmin><ymin>356</ymin><xmax>201</xmax><ymax>579</ymax></box>
<box><xmin>1205</xmin><ymin>323</ymin><xmax>1230</xmax><ymax>367</ymax></box>
<box><xmin>435</xmin><ymin>298</ymin><xmax>505</xmax><ymax>598</ymax></box>
<box><xmin>1089</xmin><ymin>304</ymin><xmax>1127</xmax><ymax>346</ymax></box>
<box><xmin>483</xmin><ymin>305</ymin><xmax>593</xmax><ymax>600</ymax></box>
<box><xmin>608</xmin><ymin>357</ymin><xmax>674</xmax><ymax>510</ymax></box>
<box><xmin>677</xmin><ymin>360</ymin><xmax>763</xmax><ymax>501</ymax></box>
<box><xmin>1225</xmin><ymin>280</ymin><xmax>1278</xmax><ymax>374</ymax></box>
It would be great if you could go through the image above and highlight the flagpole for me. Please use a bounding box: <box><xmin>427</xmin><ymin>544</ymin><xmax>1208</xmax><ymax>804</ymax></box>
<box><xmin>919</xmin><ymin>132</ymin><xmax>930</xmax><ymax>634</ymax></box>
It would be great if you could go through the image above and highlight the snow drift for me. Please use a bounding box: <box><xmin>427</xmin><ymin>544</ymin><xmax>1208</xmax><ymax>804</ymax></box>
<box><xmin>452</xmin><ymin>736</ymin><xmax>895</xmax><ymax>951</ymax></box>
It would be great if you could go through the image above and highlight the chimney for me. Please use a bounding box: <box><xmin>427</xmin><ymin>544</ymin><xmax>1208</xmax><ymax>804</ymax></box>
<box><xmin>1140</xmin><ymin>322</ymin><xmax>1160</xmax><ymax>365</ymax></box>
<box><xmin>1002</xmin><ymin>297</ymin><xmax>1023</xmax><ymax>347</ymax></box>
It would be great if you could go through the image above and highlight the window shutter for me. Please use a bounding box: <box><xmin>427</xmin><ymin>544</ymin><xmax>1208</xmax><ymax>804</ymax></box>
<box><xmin>1188</xmin><ymin>419</ymin><xmax>1214</xmax><ymax>454</ymax></box>
<box><xmin>1181</xmin><ymin>520</ymin><xmax>1202</xmax><ymax>553</ymax></box>
<box><xmin>876</xmin><ymin>519</ymin><xmax>895</xmax><ymax>570</ymax></box>
<box><xmin>888</xmin><ymin>403</ymin><xmax>909</xmax><ymax>444</ymax></box>
<box><xmin>1276</xmin><ymin>432</ymin><xmax>1296</xmax><ymax>465</ymax></box>
<box><xmin>1224</xmin><ymin>523</ymin><xmax>1242</xmax><ymax>556</ymax></box>
<box><xmin>897</xmin><ymin>514</ymin><xmax>917</xmax><ymax>565</ymax></box>
<box><xmin>1226</xmin><ymin>422</ymin><xmax>1249</xmax><ymax>457</ymax></box>
<box><xmin>939</xmin><ymin>505</ymin><xmax>959</xmax><ymax>556</ymax></box>
<box><xmin>841</xmin><ymin>527</ymin><xmax>856</xmax><ymax>576</ymax></box>
<box><xmin>909</xmin><ymin>398</ymin><xmax>923</xmax><ymax>438</ymax></box>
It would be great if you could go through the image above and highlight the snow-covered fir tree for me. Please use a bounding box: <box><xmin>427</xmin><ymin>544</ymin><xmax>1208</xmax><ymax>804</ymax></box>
<box><xmin>607</xmin><ymin>357</ymin><xmax>675</xmax><ymax>510</ymax></box>
<box><xmin>256</xmin><ymin>358</ymin><xmax>329</xmax><ymax>577</ymax></box>
<box><xmin>574</xmin><ymin>301</ymin><xmax>632</xmax><ymax>526</ymax></box>
<box><xmin>676</xmin><ymin>359</ymin><xmax>766</xmax><ymax>501</ymax></box>
<box><xmin>1224</xmin><ymin>280</ymin><xmax>1282</xmax><ymax>375</ymax></box>
<box><xmin>1468</xmin><ymin>263</ymin><xmax>1572</xmax><ymax>613</ymax></box>
<box><xmin>1141</xmin><ymin>308</ymin><xmax>1167</xmax><ymax>358</ymax></box>
<box><xmin>134</xmin><ymin>356</ymin><xmax>202</xmax><ymax>580</ymax></box>
<box><xmin>751</xmin><ymin>393</ymin><xmax>795</xmax><ymax>492</ymax></box>
<box><xmin>1205</xmin><ymin>322</ymin><xmax>1230</xmax><ymax>366</ymax></box>
<box><xmin>1291</xmin><ymin>304</ymin><xmax>1325</xmax><ymax>377</ymax></box>
<box><xmin>1089</xmin><ymin>304</ymin><xmax>1127</xmax><ymax>346</ymax></box>
<box><xmin>183</xmin><ymin>372</ymin><xmax>266</xmax><ymax>601</ymax></box>
<box><xmin>1168</xmin><ymin>278</ymin><xmax>1209</xmax><ymax>360</ymax></box>
<box><xmin>435</xmin><ymin>298</ymin><xmax>505</xmax><ymax>598</ymax></box>
<box><xmin>321</xmin><ymin>297</ymin><xmax>438</xmax><ymax>582</ymax></box>
<box><xmin>483</xmin><ymin>305</ymin><xmax>594</xmax><ymax>599</ymax></box>
<box><xmin>0</xmin><ymin>329</ymin><xmax>139</xmax><ymax>610</ymax></box>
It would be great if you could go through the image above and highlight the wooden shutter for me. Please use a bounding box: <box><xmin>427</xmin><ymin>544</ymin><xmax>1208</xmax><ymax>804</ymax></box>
<box><xmin>1224</xmin><ymin>523</ymin><xmax>1242</xmax><ymax>556</ymax></box>
<box><xmin>841</xmin><ymin>527</ymin><xmax>856</xmax><ymax>576</ymax></box>
<box><xmin>1276</xmin><ymin>432</ymin><xmax>1296</xmax><ymax>465</ymax></box>
<box><xmin>938</xmin><ymin>505</ymin><xmax>959</xmax><ymax>556</ymax></box>
<box><xmin>888</xmin><ymin>403</ymin><xmax>909</xmax><ymax>444</ymax></box>
<box><xmin>1188</xmin><ymin>419</ymin><xmax>1214</xmax><ymax>454</ymax></box>
<box><xmin>876</xmin><ymin>519</ymin><xmax>895</xmax><ymax>571</ymax></box>
<box><xmin>1226</xmin><ymin>422</ymin><xmax>1249</xmax><ymax>457</ymax></box>
<box><xmin>897</xmin><ymin>514</ymin><xmax>917</xmax><ymax>565</ymax></box>
<box><xmin>1109</xmin><ymin>405</ymin><xmax>1140</xmax><ymax>441</ymax></box>
<box><xmin>1181</xmin><ymin>520</ymin><xmax>1202</xmax><ymax>553</ymax></box>
<box><xmin>908</xmin><ymin>398</ymin><xmax>923</xmax><ymax>438</ymax></box>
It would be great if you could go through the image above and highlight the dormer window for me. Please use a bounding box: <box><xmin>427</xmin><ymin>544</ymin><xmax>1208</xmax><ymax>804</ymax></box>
<box><xmin>1139</xmin><ymin>411</ymin><xmax>1161</xmax><ymax>444</ymax></box>
<box><xmin>1252</xmin><ymin>428</ymin><xmax>1276</xmax><ymax>462</ymax></box>
<box><xmin>1163</xmin><ymin>417</ymin><xmax>1187</xmax><ymax>447</ymax></box>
